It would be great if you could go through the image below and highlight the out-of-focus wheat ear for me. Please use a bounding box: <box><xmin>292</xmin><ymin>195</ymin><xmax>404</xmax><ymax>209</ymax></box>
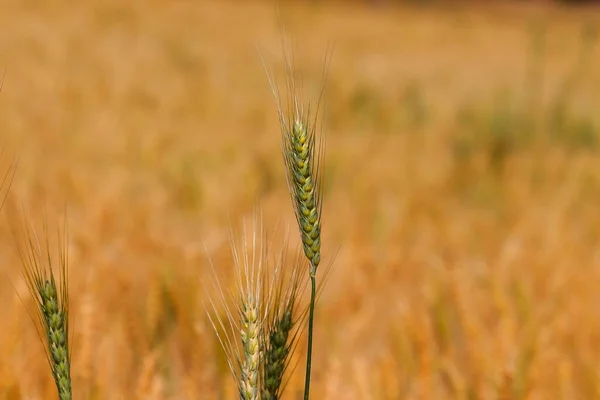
<box><xmin>261</xmin><ymin>244</ymin><xmax>307</xmax><ymax>400</ymax></box>
<box><xmin>10</xmin><ymin>207</ymin><xmax>72</xmax><ymax>400</ymax></box>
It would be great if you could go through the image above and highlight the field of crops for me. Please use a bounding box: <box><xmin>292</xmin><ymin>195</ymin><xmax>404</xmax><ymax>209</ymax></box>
<box><xmin>1</xmin><ymin>1</ymin><xmax>600</xmax><ymax>399</ymax></box>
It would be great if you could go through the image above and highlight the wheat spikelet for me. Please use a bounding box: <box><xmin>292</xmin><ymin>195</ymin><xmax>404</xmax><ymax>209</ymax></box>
<box><xmin>10</xmin><ymin>208</ymin><xmax>72</xmax><ymax>400</ymax></box>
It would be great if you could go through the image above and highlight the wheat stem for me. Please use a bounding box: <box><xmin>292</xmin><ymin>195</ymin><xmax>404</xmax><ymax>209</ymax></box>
<box><xmin>303</xmin><ymin>271</ymin><xmax>316</xmax><ymax>400</ymax></box>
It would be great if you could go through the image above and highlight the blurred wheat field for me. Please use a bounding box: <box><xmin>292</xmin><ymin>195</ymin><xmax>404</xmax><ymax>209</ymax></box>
<box><xmin>1</xmin><ymin>0</ymin><xmax>600</xmax><ymax>399</ymax></box>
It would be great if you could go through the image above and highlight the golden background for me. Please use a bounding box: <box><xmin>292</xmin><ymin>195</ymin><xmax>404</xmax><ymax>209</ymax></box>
<box><xmin>1</xmin><ymin>1</ymin><xmax>600</xmax><ymax>398</ymax></box>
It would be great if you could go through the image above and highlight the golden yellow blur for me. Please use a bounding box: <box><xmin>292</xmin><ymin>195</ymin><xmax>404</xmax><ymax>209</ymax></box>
<box><xmin>1</xmin><ymin>1</ymin><xmax>600</xmax><ymax>399</ymax></box>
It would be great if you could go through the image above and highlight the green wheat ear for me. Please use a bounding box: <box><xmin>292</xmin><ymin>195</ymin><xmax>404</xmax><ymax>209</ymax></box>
<box><xmin>10</xmin><ymin>209</ymin><xmax>72</xmax><ymax>400</ymax></box>
<box><xmin>261</xmin><ymin>247</ymin><xmax>307</xmax><ymax>400</ymax></box>
<box><xmin>261</xmin><ymin>42</ymin><xmax>331</xmax><ymax>277</ymax></box>
<box><xmin>260</xmin><ymin>33</ymin><xmax>332</xmax><ymax>400</ymax></box>
<box><xmin>285</xmin><ymin>116</ymin><xmax>323</xmax><ymax>273</ymax></box>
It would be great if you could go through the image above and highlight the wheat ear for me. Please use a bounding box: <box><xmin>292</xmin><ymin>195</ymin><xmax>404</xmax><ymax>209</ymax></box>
<box><xmin>240</xmin><ymin>293</ymin><xmax>260</xmax><ymax>400</ymax></box>
<box><xmin>203</xmin><ymin>215</ymin><xmax>270</xmax><ymax>400</ymax></box>
<box><xmin>11</xmin><ymin>210</ymin><xmax>72</xmax><ymax>400</ymax></box>
<box><xmin>261</xmin><ymin>242</ymin><xmax>307</xmax><ymax>400</ymax></box>
<box><xmin>276</xmin><ymin>60</ymin><xmax>326</xmax><ymax>275</ymax></box>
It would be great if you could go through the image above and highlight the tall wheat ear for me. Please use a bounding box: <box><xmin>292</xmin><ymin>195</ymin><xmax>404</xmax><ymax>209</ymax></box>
<box><xmin>260</xmin><ymin>30</ymin><xmax>333</xmax><ymax>400</ymax></box>
<box><xmin>203</xmin><ymin>213</ymin><xmax>316</xmax><ymax>400</ymax></box>
<box><xmin>8</xmin><ymin>204</ymin><xmax>72</xmax><ymax>400</ymax></box>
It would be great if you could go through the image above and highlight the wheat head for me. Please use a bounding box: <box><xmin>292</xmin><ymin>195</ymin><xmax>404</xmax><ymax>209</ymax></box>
<box><xmin>203</xmin><ymin>215</ymin><xmax>269</xmax><ymax>400</ymax></box>
<box><xmin>261</xmin><ymin>42</ymin><xmax>330</xmax><ymax>276</ymax></box>
<box><xmin>240</xmin><ymin>293</ymin><xmax>260</xmax><ymax>400</ymax></box>
<box><xmin>261</xmin><ymin>247</ymin><xmax>306</xmax><ymax>400</ymax></box>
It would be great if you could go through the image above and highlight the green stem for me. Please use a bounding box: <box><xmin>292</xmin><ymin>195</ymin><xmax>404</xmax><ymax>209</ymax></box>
<box><xmin>303</xmin><ymin>268</ymin><xmax>317</xmax><ymax>400</ymax></box>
